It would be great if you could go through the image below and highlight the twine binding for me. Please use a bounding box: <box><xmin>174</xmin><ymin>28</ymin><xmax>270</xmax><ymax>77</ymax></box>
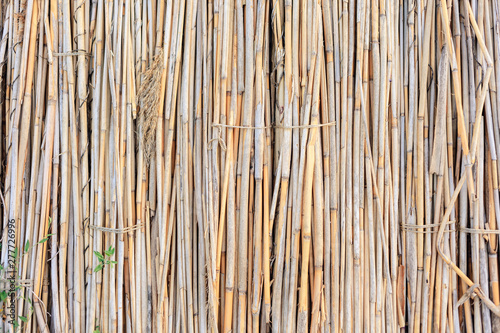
<box><xmin>210</xmin><ymin>121</ymin><xmax>337</xmax><ymax>150</ymax></box>
<box><xmin>401</xmin><ymin>221</ymin><xmax>500</xmax><ymax>235</ymax></box>
<box><xmin>90</xmin><ymin>222</ymin><xmax>145</xmax><ymax>234</ymax></box>
<box><xmin>0</xmin><ymin>278</ymin><xmax>33</xmax><ymax>287</ymax></box>
<box><xmin>459</xmin><ymin>226</ymin><xmax>500</xmax><ymax>234</ymax></box>
<box><xmin>52</xmin><ymin>51</ymin><xmax>92</xmax><ymax>57</ymax></box>
<box><xmin>401</xmin><ymin>220</ymin><xmax>455</xmax><ymax>234</ymax></box>
<box><xmin>212</xmin><ymin>121</ymin><xmax>336</xmax><ymax>130</ymax></box>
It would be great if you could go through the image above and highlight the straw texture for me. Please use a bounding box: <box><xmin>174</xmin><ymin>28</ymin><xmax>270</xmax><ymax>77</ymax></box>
<box><xmin>2</xmin><ymin>0</ymin><xmax>500</xmax><ymax>332</ymax></box>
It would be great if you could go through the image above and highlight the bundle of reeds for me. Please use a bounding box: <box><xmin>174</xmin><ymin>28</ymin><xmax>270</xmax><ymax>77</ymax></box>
<box><xmin>1</xmin><ymin>0</ymin><xmax>500</xmax><ymax>332</ymax></box>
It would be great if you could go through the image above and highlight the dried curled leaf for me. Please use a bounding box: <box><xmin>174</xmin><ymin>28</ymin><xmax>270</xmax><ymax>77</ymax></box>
<box><xmin>137</xmin><ymin>50</ymin><xmax>164</xmax><ymax>165</ymax></box>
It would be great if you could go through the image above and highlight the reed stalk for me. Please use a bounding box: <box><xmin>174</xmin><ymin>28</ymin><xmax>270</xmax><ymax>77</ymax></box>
<box><xmin>1</xmin><ymin>0</ymin><xmax>500</xmax><ymax>331</ymax></box>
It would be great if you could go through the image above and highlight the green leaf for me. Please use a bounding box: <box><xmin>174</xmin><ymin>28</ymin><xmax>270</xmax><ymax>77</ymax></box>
<box><xmin>105</xmin><ymin>246</ymin><xmax>115</xmax><ymax>257</ymax></box>
<box><xmin>46</xmin><ymin>234</ymin><xmax>54</xmax><ymax>237</ymax></box>
<box><xmin>38</xmin><ymin>238</ymin><xmax>49</xmax><ymax>244</ymax></box>
<box><xmin>110</xmin><ymin>261</ymin><xmax>117</xmax><ymax>265</ymax></box>
<box><xmin>0</xmin><ymin>290</ymin><xmax>8</xmax><ymax>302</ymax></box>
<box><xmin>13</xmin><ymin>248</ymin><xmax>18</xmax><ymax>259</ymax></box>
<box><xmin>19</xmin><ymin>316</ymin><xmax>27</xmax><ymax>323</ymax></box>
<box><xmin>94</xmin><ymin>264</ymin><xmax>103</xmax><ymax>272</ymax></box>
<box><xmin>24</xmin><ymin>241</ymin><xmax>30</xmax><ymax>253</ymax></box>
<box><xmin>94</xmin><ymin>251</ymin><xmax>104</xmax><ymax>260</ymax></box>
<box><xmin>13</xmin><ymin>320</ymin><xmax>19</xmax><ymax>328</ymax></box>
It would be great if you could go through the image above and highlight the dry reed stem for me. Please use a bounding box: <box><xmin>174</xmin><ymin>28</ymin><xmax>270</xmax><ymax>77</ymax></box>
<box><xmin>1</xmin><ymin>0</ymin><xmax>500</xmax><ymax>332</ymax></box>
